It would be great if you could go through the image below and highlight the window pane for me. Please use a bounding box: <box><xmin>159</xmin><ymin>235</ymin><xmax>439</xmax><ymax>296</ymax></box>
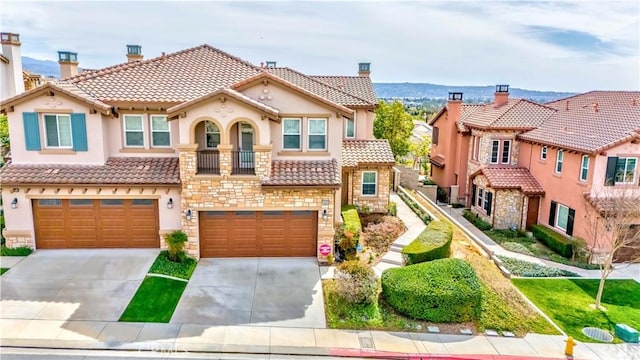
<box><xmin>151</xmin><ymin>116</ymin><xmax>169</xmax><ymax>130</ymax></box>
<box><xmin>152</xmin><ymin>132</ymin><xmax>170</xmax><ymax>146</ymax></box>
<box><xmin>501</xmin><ymin>141</ymin><xmax>510</xmax><ymax>163</ymax></box>
<box><xmin>292</xmin><ymin>210</ymin><xmax>312</xmax><ymax>216</ymax></box>
<box><xmin>125</xmin><ymin>116</ymin><xmax>143</xmax><ymax>130</ymax></box>
<box><xmin>58</xmin><ymin>115</ymin><xmax>72</xmax><ymax>147</ymax></box>
<box><xmin>309</xmin><ymin>135</ymin><xmax>326</xmax><ymax>149</ymax></box>
<box><xmin>309</xmin><ymin>119</ymin><xmax>326</xmax><ymax>134</ymax></box>
<box><xmin>346</xmin><ymin>118</ymin><xmax>355</xmax><ymax>137</ymax></box>
<box><xmin>557</xmin><ymin>205</ymin><xmax>569</xmax><ymax>230</ymax></box>
<box><xmin>126</xmin><ymin>132</ymin><xmax>144</xmax><ymax>146</ymax></box>
<box><xmin>363</xmin><ymin>172</ymin><xmax>376</xmax><ymax>183</ymax></box>
<box><xmin>283</xmin><ymin>119</ymin><xmax>300</xmax><ymax>134</ymax></box>
<box><xmin>38</xmin><ymin>199</ymin><xmax>62</xmax><ymax>206</ymax></box>
<box><xmin>491</xmin><ymin>141</ymin><xmax>499</xmax><ymax>162</ymax></box>
<box><xmin>283</xmin><ymin>135</ymin><xmax>300</xmax><ymax>149</ymax></box>
<box><xmin>101</xmin><ymin>199</ymin><xmax>123</xmax><ymax>206</ymax></box>
<box><xmin>627</xmin><ymin>159</ymin><xmax>637</xmax><ymax>182</ymax></box>
<box><xmin>206</xmin><ymin>133</ymin><xmax>220</xmax><ymax>148</ymax></box>
<box><xmin>45</xmin><ymin>116</ymin><xmax>59</xmax><ymax>147</ymax></box>
<box><xmin>362</xmin><ymin>184</ymin><xmax>376</xmax><ymax>195</ymax></box>
<box><xmin>132</xmin><ymin>199</ymin><xmax>154</xmax><ymax>206</ymax></box>
<box><xmin>70</xmin><ymin>199</ymin><xmax>92</xmax><ymax>206</ymax></box>
<box><xmin>205</xmin><ymin>121</ymin><xmax>219</xmax><ymax>133</ymax></box>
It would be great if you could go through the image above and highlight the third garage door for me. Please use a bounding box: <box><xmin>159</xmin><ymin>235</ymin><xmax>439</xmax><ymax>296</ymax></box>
<box><xmin>200</xmin><ymin>210</ymin><xmax>317</xmax><ymax>257</ymax></box>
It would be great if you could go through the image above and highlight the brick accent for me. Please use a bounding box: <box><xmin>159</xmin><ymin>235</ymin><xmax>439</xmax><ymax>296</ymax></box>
<box><xmin>2</xmin><ymin>230</ymin><xmax>33</xmax><ymax>249</ymax></box>
<box><xmin>352</xmin><ymin>166</ymin><xmax>391</xmax><ymax>213</ymax></box>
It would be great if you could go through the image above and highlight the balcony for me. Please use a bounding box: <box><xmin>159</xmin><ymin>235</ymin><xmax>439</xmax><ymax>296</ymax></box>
<box><xmin>197</xmin><ymin>150</ymin><xmax>220</xmax><ymax>175</ymax></box>
<box><xmin>232</xmin><ymin>150</ymin><xmax>255</xmax><ymax>175</ymax></box>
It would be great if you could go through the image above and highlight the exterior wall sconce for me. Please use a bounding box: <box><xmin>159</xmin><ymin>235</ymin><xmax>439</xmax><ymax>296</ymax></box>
<box><xmin>11</xmin><ymin>198</ymin><xmax>18</xmax><ymax>209</ymax></box>
<box><xmin>322</xmin><ymin>209</ymin><xmax>328</xmax><ymax>222</ymax></box>
<box><xmin>167</xmin><ymin>198</ymin><xmax>173</xmax><ymax>209</ymax></box>
<box><xmin>186</xmin><ymin>209</ymin><xmax>192</xmax><ymax>221</ymax></box>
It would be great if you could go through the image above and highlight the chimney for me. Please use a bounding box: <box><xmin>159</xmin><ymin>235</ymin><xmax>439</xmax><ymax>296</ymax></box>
<box><xmin>265</xmin><ymin>61</ymin><xmax>277</xmax><ymax>68</ymax></box>
<box><xmin>58</xmin><ymin>51</ymin><xmax>78</xmax><ymax>79</ymax></box>
<box><xmin>447</xmin><ymin>92</ymin><xmax>463</xmax><ymax>123</ymax></box>
<box><xmin>494</xmin><ymin>84</ymin><xmax>509</xmax><ymax>107</ymax></box>
<box><xmin>358</xmin><ymin>62</ymin><xmax>370</xmax><ymax>77</ymax></box>
<box><xmin>1</xmin><ymin>32</ymin><xmax>25</xmax><ymax>97</ymax></box>
<box><xmin>126</xmin><ymin>45</ymin><xmax>143</xmax><ymax>63</ymax></box>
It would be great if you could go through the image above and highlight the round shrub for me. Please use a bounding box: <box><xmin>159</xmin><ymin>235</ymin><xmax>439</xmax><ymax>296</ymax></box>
<box><xmin>334</xmin><ymin>260</ymin><xmax>378</xmax><ymax>305</ymax></box>
<box><xmin>381</xmin><ymin>258</ymin><xmax>482</xmax><ymax>322</ymax></box>
<box><xmin>401</xmin><ymin>221</ymin><xmax>452</xmax><ymax>265</ymax></box>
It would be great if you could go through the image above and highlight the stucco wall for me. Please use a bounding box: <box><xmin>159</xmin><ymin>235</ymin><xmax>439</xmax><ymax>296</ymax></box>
<box><xmin>105</xmin><ymin>112</ymin><xmax>179</xmax><ymax>158</ymax></box>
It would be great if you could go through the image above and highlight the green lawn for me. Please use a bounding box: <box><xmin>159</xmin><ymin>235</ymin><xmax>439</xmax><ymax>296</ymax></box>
<box><xmin>0</xmin><ymin>268</ymin><xmax>9</xmax><ymax>275</ymax></box>
<box><xmin>512</xmin><ymin>278</ymin><xmax>640</xmax><ymax>342</ymax></box>
<box><xmin>148</xmin><ymin>251</ymin><xmax>197</xmax><ymax>280</ymax></box>
<box><xmin>119</xmin><ymin>276</ymin><xmax>187</xmax><ymax>323</ymax></box>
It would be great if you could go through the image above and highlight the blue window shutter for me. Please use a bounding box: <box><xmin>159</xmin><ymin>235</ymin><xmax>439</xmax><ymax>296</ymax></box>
<box><xmin>71</xmin><ymin>113</ymin><xmax>88</xmax><ymax>151</ymax></box>
<box><xmin>22</xmin><ymin>112</ymin><xmax>41</xmax><ymax>151</ymax></box>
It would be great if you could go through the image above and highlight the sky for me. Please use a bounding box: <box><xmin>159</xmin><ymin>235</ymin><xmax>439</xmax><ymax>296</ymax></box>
<box><xmin>1</xmin><ymin>0</ymin><xmax>639</xmax><ymax>92</ymax></box>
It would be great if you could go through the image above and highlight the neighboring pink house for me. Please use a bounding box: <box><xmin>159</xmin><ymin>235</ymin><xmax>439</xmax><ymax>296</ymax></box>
<box><xmin>429</xmin><ymin>86</ymin><xmax>640</xmax><ymax>261</ymax></box>
<box><xmin>0</xmin><ymin>36</ymin><xmax>394</xmax><ymax>261</ymax></box>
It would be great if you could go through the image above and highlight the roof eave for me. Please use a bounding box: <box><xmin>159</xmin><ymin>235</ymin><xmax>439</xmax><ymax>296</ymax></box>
<box><xmin>0</xmin><ymin>83</ymin><xmax>111</xmax><ymax>115</ymax></box>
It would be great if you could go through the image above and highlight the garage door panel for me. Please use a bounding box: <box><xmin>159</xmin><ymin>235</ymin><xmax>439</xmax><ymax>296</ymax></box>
<box><xmin>199</xmin><ymin>212</ymin><xmax>230</xmax><ymax>257</ymax></box>
<box><xmin>68</xmin><ymin>199</ymin><xmax>98</xmax><ymax>248</ymax></box>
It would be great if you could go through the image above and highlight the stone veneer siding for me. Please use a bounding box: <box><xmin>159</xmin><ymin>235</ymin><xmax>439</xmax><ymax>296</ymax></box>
<box><xmin>179</xmin><ymin>144</ymin><xmax>336</xmax><ymax>261</ymax></box>
<box><xmin>352</xmin><ymin>166</ymin><xmax>391</xmax><ymax>213</ymax></box>
<box><xmin>2</xmin><ymin>230</ymin><xmax>33</xmax><ymax>249</ymax></box>
<box><xmin>471</xmin><ymin>175</ymin><xmax>525</xmax><ymax>230</ymax></box>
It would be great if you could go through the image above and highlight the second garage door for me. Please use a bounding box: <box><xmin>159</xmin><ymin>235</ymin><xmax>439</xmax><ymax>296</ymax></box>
<box><xmin>200</xmin><ymin>210</ymin><xmax>317</xmax><ymax>257</ymax></box>
<box><xmin>33</xmin><ymin>199</ymin><xmax>160</xmax><ymax>249</ymax></box>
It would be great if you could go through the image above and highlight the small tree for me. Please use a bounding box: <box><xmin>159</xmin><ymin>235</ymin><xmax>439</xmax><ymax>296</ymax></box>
<box><xmin>373</xmin><ymin>100</ymin><xmax>414</xmax><ymax>160</ymax></box>
<box><xmin>409</xmin><ymin>134</ymin><xmax>431</xmax><ymax>172</ymax></box>
<box><xmin>164</xmin><ymin>230</ymin><xmax>188</xmax><ymax>262</ymax></box>
<box><xmin>583</xmin><ymin>187</ymin><xmax>640</xmax><ymax>309</ymax></box>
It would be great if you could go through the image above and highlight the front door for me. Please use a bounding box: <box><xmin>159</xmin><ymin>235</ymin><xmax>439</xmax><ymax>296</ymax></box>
<box><xmin>526</xmin><ymin>196</ymin><xmax>540</xmax><ymax>229</ymax></box>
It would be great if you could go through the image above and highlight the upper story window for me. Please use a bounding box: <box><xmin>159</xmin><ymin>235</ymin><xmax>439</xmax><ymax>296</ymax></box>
<box><xmin>541</xmin><ymin>146</ymin><xmax>547</xmax><ymax>160</ymax></box>
<box><xmin>345</xmin><ymin>117</ymin><xmax>355</xmax><ymax>139</ymax></box>
<box><xmin>283</xmin><ymin>118</ymin><xmax>301</xmax><ymax>150</ymax></box>
<box><xmin>490</xmin><ymin>140</ymin><xmax>500</xmax><ymax>163</ymax></box>
<box><xmin>308</xmin><ymin>118</ymin><xmax>327</xmax><ymax>151</ymax></box>
<box><xmin>489</xmin><ymin>139</ymin><xmax>511</xmax><ymax>164</ymax></box>
<box><xmin>150</xmin><ymin>115</ymin><xmax>170</xmax><ymax>147</ymax></box>
<box><xmin>432</xmin><ymin>127</ymin><xmax>439</xmax><ymax>145</ymax></box>
<box><xmin>124</xmin><ymin>115</ymin><xmax>144</xmax><ymax>147</ymax></box>
<box><xmin>555</xmin><ymin>149</ymin><xmax>564</xmax><ymax>173</ymax></box>
<box><xmin>501</xmin><ymin>140</ymin><xmax>511</xmax><ymax>164</ymax></box>
<box><xmin>44</xmin><ymin>114</ymin><xmax>72</xmax><ymax>148</ymax></box>
<box><xmin>580</xmin><ymin>155</ymin><xmax>589</xmax><ymax>182</ymax></box>
<box><xmin>205</xmin><ymin>121</ymin><xmax>220</xmax><ymax>149</ymax></box>
<box><xmin>615</xmin><ymin>157</ymin><xmax>637</xmax><ymax>184</ymax></box>
<box><xmin>362</xmin><ymin>171</ymin><xmax>377</xmax><ymax>196</ymax></box>
<box><xmin>471</xmin><ymin>136</ymin><xmax>480</xmax><ymax>161</ymax></box>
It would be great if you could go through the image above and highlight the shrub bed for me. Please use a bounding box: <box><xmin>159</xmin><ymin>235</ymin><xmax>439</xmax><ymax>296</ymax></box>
<box><xmin>362</xmin><ymin>216</ymin><xmax>405</xmax><ymax>253</ymax></box>
<box><xmin>338</xmin><ymin>206</ymin><xmax>362</xmax><ymax>256</ymax></box>
<box><xmin>501</xmin><ymin>242</ymin><xmax>535</xmax><ymax>256</ymax></box>
<box><xmin>397</xmin><ymin>191</ymin><xmax>430</xmax><ymax>225</ymax></box>
<box><xmin>334</xmin><ymin>260</ymin><xmax>378</xmax><ymax>305</ymax></box>
<box><xmin>462</xmin><ymin>209</ymin><xmax>492</xmax><ymax>231</ymax></box>
<box><xmin>531</xmin><ymin>225</ymin><xmax>573</xmax><ymax>258</ymax></box>
<box><xmin>497</xmin><ymin>256</ymin><xmax>579</xmax><ymax>277</ymax></box>
<box><xmin>1</xmin><ymin>246</ymin><xmax>32</xmax><ymax>256</ymax></box>
<box><xmin>401</xmin><ymin>221</ymin><xmax>452</xmax><ymax>265</ymax></box>
<box><xmin>381</xmin><ymin>258</ymin><xmax>482</xmax><ymax>322</ymax></box>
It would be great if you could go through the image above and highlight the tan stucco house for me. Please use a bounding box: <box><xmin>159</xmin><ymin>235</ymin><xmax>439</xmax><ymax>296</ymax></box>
<box><xmin>0</xmin><ymin>39</ymin><xmax>394</xmax><ymax>261</ymax></box>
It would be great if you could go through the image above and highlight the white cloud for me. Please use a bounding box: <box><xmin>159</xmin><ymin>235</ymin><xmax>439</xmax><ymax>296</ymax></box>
<box><xmin>1</xmin><ymin>0</ymin><xmax>638</xmax><ymax>92</ymax></box>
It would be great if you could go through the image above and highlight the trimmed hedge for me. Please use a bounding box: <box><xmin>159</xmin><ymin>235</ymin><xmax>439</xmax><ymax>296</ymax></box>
<box><xmin>401</xmin><ymin>221</ymin><xmax>452</xmax><ymax>265</ymax></box>
<box><xmin>531</xmin><ymin>225</ymin><xmax>572</xmax><ymax>258</ymax></box>
<box><xmin>462</xmin><ymin>209</ymin><xmax>492</xmax><ymax>231</ymax></box>
<box><xmin>341</xmin><ymin>207</ymin><xmax>362</xmax><ymax>235</ymax></box>
<box><xmin>381</xmin><ymin>258</ymin><xmax>482</xmax><ymax>322</ymax></box>
<box><xmin>397</xmin><ymin>191</ymin><xmax>431</xmax><ymax>225</ymax></box>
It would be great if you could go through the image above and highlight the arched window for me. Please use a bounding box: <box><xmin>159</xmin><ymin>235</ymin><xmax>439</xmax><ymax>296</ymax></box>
<box><xmin>205</xmin><ymin>121</ymin><xmax>220</xmax><ymax>149</ymax></box>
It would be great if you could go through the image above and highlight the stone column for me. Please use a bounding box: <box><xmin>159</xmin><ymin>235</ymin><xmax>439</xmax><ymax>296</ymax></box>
<box><xmin>177</xmin><ymin>143</ymin><xmax>200</xmax><ymax>258</ymax></box>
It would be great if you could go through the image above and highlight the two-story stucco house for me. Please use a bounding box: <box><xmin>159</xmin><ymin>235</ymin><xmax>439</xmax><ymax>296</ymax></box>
<box><xmin>429</xmin><ymin>86</ymin><xmax>640</xmax><ymax>261</ymax></box>
<box><xmin>0</xmin><ymin>39</ymin><xmax>394</xmax><ymax>261</ymax></box>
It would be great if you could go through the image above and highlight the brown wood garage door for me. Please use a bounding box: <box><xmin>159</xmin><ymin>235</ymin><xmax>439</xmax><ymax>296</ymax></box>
<box><xmin>33</xmin><ymin>199</ymin><xmax>159</xmax><ymax>249</ymax></box>
<box><xmin>200</xmin><ymin>210</ymin><xmax>317</xmax><ymax>257</ymax></box>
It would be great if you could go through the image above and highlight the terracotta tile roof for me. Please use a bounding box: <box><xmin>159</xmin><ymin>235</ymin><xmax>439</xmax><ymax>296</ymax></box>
<box><xmin>519</xmin><ymin>91</ymin><xmax>640</xmax><ymax>153</ymax></box>
<box><xmin>266</xmin><ymin>68</ymin><xmax>375</xmax><ymax>107</ymax></box>
<box><xmin>475</xmin><ymin>167</ymin><xmax>545</xmax><ymax>195</ymax></box>
<box><xmin>0</xmin><ymin>81</ymin><xmax>112</xmax><ymax>113</ymax></box>
<box><xmin>342</xmin><ymin>140</ymin><xmax>395</xmax><ymax>167</ymax></box>
<box><xmin>0</xmin><ymin>157</ymin><xmax>180</xmax><ymax>185</ymax></box>
<box><xmin>70</xmin><ymin>45</ymin><xmax>262</xmax><ymax>103</ymax></box>
<box><xmin>584</xmin><ymin>193</ymin><xmax>640</xmax><ymax>215</ymax></box>
<box><xmin>263</xmin><ymin>159</ymin><xmax>340</xmax><ymax>187</ymax></box>
<box><xmin>167</xmin><ymin>88</ymin><xmax>279</xmax><ymax>118</ymax></box>
<box><xmin>310</xmin><ymin>75</ymin><xmax>377</xmax><ymax>104</ymax></box>
<box><xmin>461</xmin><ymin>99</ymin><xmax>556</xmax><ymax>130</ymax></box>
<box><xmin>456</xmin><ymin>104</ymin><xmax>483</xmax><ymax>131</ymax></box>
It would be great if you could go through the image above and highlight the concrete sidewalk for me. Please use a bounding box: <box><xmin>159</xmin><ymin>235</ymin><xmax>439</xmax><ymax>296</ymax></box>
<box><xmin>2</xmin><ymin>319</ymin><xmax>638</xmax><ymax>359</ymax></box>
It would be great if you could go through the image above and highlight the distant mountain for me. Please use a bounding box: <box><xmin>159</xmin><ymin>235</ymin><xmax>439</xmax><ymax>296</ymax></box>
<box><xmin>374</xmin><ymin>83</ymin><xmax>575</xmax><ymax>103</ymax></box>
<box><xmin>22</xmin><ymin>56</ymin><xmax>575</xmax><ymax>102</ymax></box>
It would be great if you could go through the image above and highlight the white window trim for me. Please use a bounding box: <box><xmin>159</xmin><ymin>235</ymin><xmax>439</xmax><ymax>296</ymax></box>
<box><xmin>616</xmin><ymin>157</ymin><xmax>637</xmax><ymax>184</ymax></box>
<box><xmin>308</xmin><ymin>118</ymin><xmax>327</xmax><ymax>151</ymax></box>
<box><xmin>555</xmin><ymin>149</ymin><xmax>564</xmax><ymax>174</ymax></box>
<box><xmin>501</xmin><ymin>140</ymin><xmax>511</xmax><ymax>164</ymax></box>
<box><xmin>345</xmin><ymin>117</ymin><xmax>356</xmax><ymax>139</ymax></box>
<box><xmin>361</xmin><ymin>171</ymin><xmax>377</xmax><ymax>196</ymax></box>
<box><xmin>204</xmin><ymin>121</ymin><xmax>221</xmax><ymax>149</ymax></box>
<box><xmin>580</xmin><ymin>155</ymin><xmax>589</xmax><ymax>182</ymax></box>
<box><xmin>483</xmin><ymin>191</ymin><xmax>491</xmax><ymax>213</ymax></box>
<box><xmin>150</xmin><ymin>115</ymin><xmax>171</xmax><ymax>148</ymax></box>
<box><xmin>490</xmin><ymin>140</ymin><xmax>500</xmax><ymax>164</ymax></box>
<box><xmin>123</xmin><ymin>114</ymin><xmax>145</xmax><ymax>148</ymax></box>
<box><xmin>541</xmin><ymin>146</ymin><xmax>547</xmax><ymax>160</ymax></box>
<box><xmin>283</xmin><ymin>118</ymin><xmax>301</xmax><ymax>150</ymax></box>
<box><xmin>556</xmin><ymin>203</ymin><xmax>569</xmax><ymax>232</ymax></box>
<box><xmin>477</xmin><ymin>188</ymin><xmax>484</xmax><ymax>207</ymax></box>
<box><xmin>43</xmin><ymin>113</ymin><xmax>73</xmax><ymax>149</ymax></box>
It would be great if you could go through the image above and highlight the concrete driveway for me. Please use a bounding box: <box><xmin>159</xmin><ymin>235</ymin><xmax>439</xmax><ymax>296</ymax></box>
<box><xmin>0</xmin><ymin>249</ymin><xmax>157</xmax><ymax>321</ymax></box>
<box><xmin>171</xmin><ymin>257</ymin><xmax>326</xmax><ymax>328</ymax></box>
